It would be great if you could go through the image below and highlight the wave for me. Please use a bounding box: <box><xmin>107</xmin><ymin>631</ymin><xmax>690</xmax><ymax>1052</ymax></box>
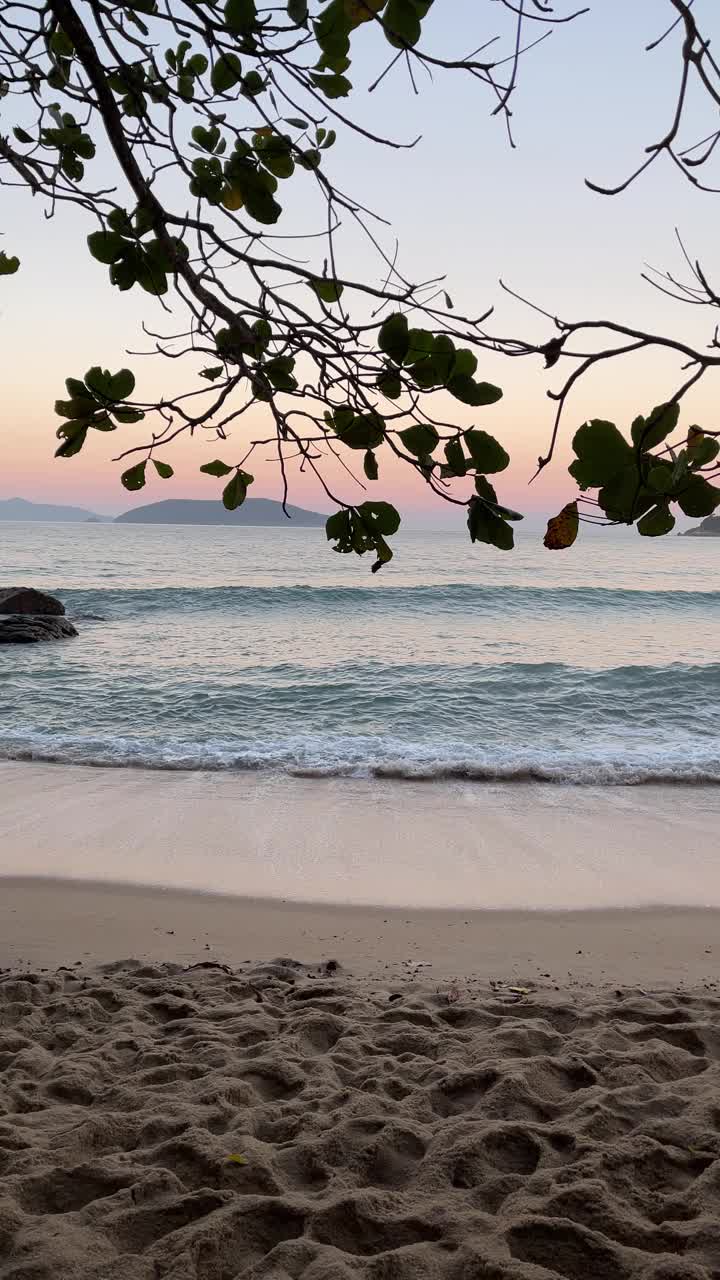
<box><xmin>2</xmin><ymin>728</ymin><xmax>720</xmax><ymax>786</ymax></box>
<box><xmin>58</xmin><ymin>582</ymin><xmax>720</xmax><ymax>618</ymax></box>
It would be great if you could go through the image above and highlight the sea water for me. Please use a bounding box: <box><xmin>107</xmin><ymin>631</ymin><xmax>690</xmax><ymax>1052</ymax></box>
<box><xmin>0</xmin><ymin>521</ymin><xmax>718</xmax><ymax>785</ymax></box>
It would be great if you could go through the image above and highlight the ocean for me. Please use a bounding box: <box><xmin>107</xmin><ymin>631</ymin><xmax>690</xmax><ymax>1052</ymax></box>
<box><xmin>1</xmin><ymin>521</ymin><xmax>718</xmax><ymax>786</ymax></box>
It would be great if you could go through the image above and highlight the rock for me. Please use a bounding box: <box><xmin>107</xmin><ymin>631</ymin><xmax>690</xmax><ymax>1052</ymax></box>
<box><xmin>0</xmin><ymin>615</ymin><xmax>78</xmax><ymax>644</ymax></box>
<box><xmin>683</xmin><ymin>515</ymin><xmax>720</xmax><ymax>537</ymax></box>
<box><xmin>0</xmin><ymin>587</ymin><xmax>65</xmax><ymax>616</ymax></box>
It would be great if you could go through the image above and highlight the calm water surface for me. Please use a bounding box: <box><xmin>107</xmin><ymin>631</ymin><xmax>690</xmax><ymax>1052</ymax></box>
<box><xmin>1</xmin><ymin>522</ymin><xmax>718</xmax><ymax>783</ymax></box>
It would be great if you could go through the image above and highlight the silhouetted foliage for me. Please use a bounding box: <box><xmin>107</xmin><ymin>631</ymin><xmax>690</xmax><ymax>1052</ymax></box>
<box><xmin>2</xmin><ymin>0</ymin><xmax>719</xmax><ymax>561</ymax></box>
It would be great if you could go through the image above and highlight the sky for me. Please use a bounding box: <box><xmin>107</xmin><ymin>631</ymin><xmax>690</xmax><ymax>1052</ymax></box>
<box><xmin>2</xmin><ymin>0</ymin><xmax>720</xmax><ymax>527</ymax></box>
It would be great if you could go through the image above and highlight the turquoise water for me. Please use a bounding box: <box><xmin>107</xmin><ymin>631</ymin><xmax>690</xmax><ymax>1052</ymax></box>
<box><xmin>1</xmin><ymin>521</ymin><xmax>718</xmax><ymax>783</ymax></box>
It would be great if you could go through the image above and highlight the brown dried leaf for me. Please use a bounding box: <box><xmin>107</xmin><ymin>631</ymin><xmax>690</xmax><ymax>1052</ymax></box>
<box><xmin>544</xmin><ymin>501</ymin><xmax>579</xmax><ymax>550</ymax></box>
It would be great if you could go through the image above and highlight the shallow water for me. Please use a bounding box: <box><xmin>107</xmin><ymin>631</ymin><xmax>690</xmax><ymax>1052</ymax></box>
<box><xmin>1</xmin><ymin>521</ymin><xmax>718</xmax><ymax>784</ymax></box>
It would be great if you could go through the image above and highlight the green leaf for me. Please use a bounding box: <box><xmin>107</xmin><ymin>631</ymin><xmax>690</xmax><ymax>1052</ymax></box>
<box><xmin>88</xmin><ymin>412</ymin><xmax>116</xmax><ymax>432</ymax></box>
<box><xmin>687</xmin><ymin>428</ymin><xmax>720</xmax><ymax>468</ymax></box>
<box><xmin>326</xmin><ymin>508</ymin><xmax>351</xmax><ymax>543</ymax></box>
<box><xmin>310</xmin><ymin>72</ymin><xmax>352</xmax><ymax>98</ymax></box>
<box><xmin>637</xmin><ymin>503</ymin><xmax>675</xmax><ymax>537</ymax></box>
<box><xmin>453</xmin><ymin>349</ymin><xmax>478</xmax><ymax>378</ymax></box>
<box><xmin>112</xmin><ymin>407</ymin><xmax>145</xmax><ymax>424</ymax></box>
<box><xmin>314</xmin><ymin>0</ymin><xmax>352</xmax><ymax>69</ymax></box>
<box><xmin>647</xmin><ymin>464</ymin><xmax>674</xmax><ymax>494</ymax></box>
<box><xmin>200</xmin><ymin>459</ymin><xmax>234</xmax><ymax>476</ymax></box>
<box><xmin>200</xmin><ymin>365</ymin><xmax>224</xmax><ymax>381</ymax></box>
<box><xmin>399</xmin><ymin>424</ymin><xmax>439</xmax><ymax>457</ymax></box>
<box><xmin>242</xmin><ymin>71</ymin><xmax>265</xmax><ymax>97</ymax></box>
<box><xmin>335</xmin><ymin>412</ymin><xmax>385</xmax><ymax>450</ymax></box>
<box><xmin>211</xmin><ymin>53</ymin><xmax>243</xmax><ymax>93</ymax></box>
<box><xmin>186</xmin><ymin>53</ymin><xmax>209</xmax><ymax>76</ymax></box>
<box><xmin>121</xmin><ymin>461</ymin><xmax>147</xmax><ymax>491</ymax></box>
<box><xmin>383</xmin><ymin>0</ymin><xmax>422</xmax><ymax>47</ymax></box>
<box><xmin>109</xmin><ymin>369</ymin><xmax>135</xmax><ymax>400</ymax></box>
<box><xmin>285</xmin><ymin>116</ymin><xmax>309</xmax><ymax>128</ymax></box>
<box><xmin>192</xmin><ymin>124</ymin><xmax>221</xmax><ymax>152</ymax></box>
<box><xmin>464</xmin><ymin>429</ymin><xmax>509</xmax><ymax>474</ymax></box>
<box><xmin>84</xmin><ymin>366</ymin><xmax>112</xmax><ymax>399</ymax></box>
<box><xmin>631</xmin><ymin>402</ymin><xmax>679</xmax><ymax>450</ymax></box>
<box><xmin>467</xmin><ymin>497</ymin><xmax>514</xmax><ymax>550</ymax></box>
<box><xmin>311</xmin><ymin>277</ymin><xmax>344</xmax><ymax>304</ymax></box>
<box><xmin>474</xmin><ymin>476</ymin><xmax>523</xmax><ymax>520</ymax></box>
<box><xmin>50</xmin><ymin>29</ymin><xmax>75</xmax><ymax>57</ymax></box>
<box><xmin>378</xmin><ymin>313</ymin><xmax>409</xmax><ymax>365</ymax></box>
<box><xmin>473</xmin><ymin>476</ymin><xmax>497</xmax><ymax>503</ymax></box>
<box><xmin>54</xmin><ymin>396</ymin><xmax>97</xmax><ymax>419</ymax></box>
<box><xmin>444</xmin><ymin>438</ymin><xmax>466</xmax><ymax>476</ymax></box>
<box><xmin>357</xmin><ymin>500</ymin><xmax>400</xmax><ymax>536</ymax></box>
<box><xmin>136</xmin><ymin>261</ymin><xmax>169</xmax><ymax>296</ymax></box>
<box><xmin>222</xmin><ymin>469</ymin><xmax>253</xmax><ymax>509</ymax></box>
<box><xmin>107</xmin><ymin>207</ymin><xmax>133</xmax><ymax>235</ymax></box>
<box><xmin>230</xmin><ymin>165</ymin><xmax>282</xmax><ymax>224</ymax></box>
<box><xmin>346</xmin><ymin>0</ymin><xmax>386</xmax><ymax>24</ymax></box>
<box><xmin>83</xmin><ymin>366</ymin><xmax>134</xmax><ymax>403</ymax></box>
<box><xmin>264</xmin><ymin>355</ymin><xmax>297</xmax><ymax>392</ymax></box>
<box><xmin>226</xmin><ymin>0</ymin><xmax>258</xmax><ymax>33</ymax></box>
<box><xmin>677</xmin><ymin>475</ymin><xmax>720</xmax><ymax>518</ymax></box>
<box><xmin>363</xmin><ymin>449</ymin><xmax>379</xmax><ymax>481</ymax></box>
<box><xmin>427</xmin><ymin>333</ymin><xmax>456</xmax><ymax>384</ymax></box>
<box><xmin>403</xmin><ymin>328</ymin><xmax>434</xmax><ymax>365</ymax></box>
<box><xmin>110</xmin><ymin>251</ymin><xmax>139</xmax><ymax>290</ymax></box>
<box><xmin>297</xmin><ymin>148</ymin><xmax>321</xmax><ymax>170</ymax></box>
<box><xmin>598</xmin><ymin>464</ymin><xmax>654</xmax><ymax>524</ymax></box>
<box><xmin>287</xmin><ymin>0</ymin><xmax>308</xmax><ymax>22</ymax></box>
<box><xmin>65</xmin><ymin>377</ymin><xmax>90</xmax><ymax>399</ymax></box>
<box><xmin>153</xmin><ymin>459</ymin><xmax>174</xmax><ymax>479</ymax></box>
<box><xmin>376</xmin><ymin>368</ymin><xmax>402</xmax><ymax>399</ymax></box>
<box><xmin>569</xmin><ymin>419</ymin><xmax>632</xmax><ymax>489</ymax></box>
<box><xmin>55</xmin><ymin>426</ymin><xmax>88</xmax><ymax>458</ymax></box>
<box><xmin>254</xmin><ymin>133</ymin><xmax>295</xmax><ymax>179</ymax></box>
<box><xmin>13</xmin><ymin>127</ymin><xmax>33</xmax><ymax>144</ymax></box>
<box><xmin>448</xmin><ymin>376</ymin><xmax>503</xmax><ymax>407</ymax></box>
<box><xmin>87</xmin><ymin>230</ymin><xmax>126</xmax><ymax>264</ymax></box>
<box><xmin>371</xmin><ymin>537</ymin><xmax>393</xmax><ymax>573</ymax></box>
<box><xmin>252</xmin><ymin>318</ymin><xmax>272</xmax><ymax>353</ymax></box>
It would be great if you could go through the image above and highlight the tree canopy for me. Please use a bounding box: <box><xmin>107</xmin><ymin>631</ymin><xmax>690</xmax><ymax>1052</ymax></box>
<box><xmin>2</xmin><ymin>0</ymin><xmax>720</xmax><ymax>565</ymax></box>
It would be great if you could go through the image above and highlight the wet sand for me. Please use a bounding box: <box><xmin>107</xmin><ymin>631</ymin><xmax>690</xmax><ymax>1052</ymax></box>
<box><xmin>3</xmin><ymin>763</ymin><xmax>720</xmax><ymax>1277</ymax></box>
<box><xmin>2</xmin><ymin>760</ymin><xmax>720</xmax><ymax>909</ymax></box>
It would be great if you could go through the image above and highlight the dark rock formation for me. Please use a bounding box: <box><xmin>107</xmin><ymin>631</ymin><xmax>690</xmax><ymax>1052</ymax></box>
<box><xmin>0</xmin><ymin>615</ymin><xmax>78</xmax><ymax>643</ymax></box>
<box><xmin>683</xmin><ymin>515</ymin><xmax>720</xmax><ymax>537</ymax></box>
<box><xmin>0</xmin><ymin>587</ymin><xmax>77</xmax><ymax>642</ymax></box>
<box><xmin>0</xmin><ymin>587</ymin><xmax>65</xmax><ymax>615</ymax></box>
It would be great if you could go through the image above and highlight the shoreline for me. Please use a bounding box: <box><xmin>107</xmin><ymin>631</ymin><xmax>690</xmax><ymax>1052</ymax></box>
<box><xmin>2</xmin><ymin>760</ymin><xmax>720</xmax><ymax>911</ymax></box>
<box><xmin>2</xmin><ymin>876</ymin><xmax>719</xmax><ymax>989</ymax></box>
<box><xmin>4</xmin><ymin>751</ymin><xmax>720</xmax><ymax>788</ymax></box>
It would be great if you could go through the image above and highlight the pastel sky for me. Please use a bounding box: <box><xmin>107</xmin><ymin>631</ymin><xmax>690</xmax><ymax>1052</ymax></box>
<box><xmin>2</xmin><ymin>0</ymin><xmax>719</xmax><ymax>527</ymax></box>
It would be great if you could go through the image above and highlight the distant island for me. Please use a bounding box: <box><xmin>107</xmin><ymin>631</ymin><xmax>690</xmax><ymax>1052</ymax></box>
<box><xmin>115</xmin><ymin>498</ymin><xmax>326</xmax><ymax>526</ymax></box>
<box><xmin>683</xmin><ymin>516</ymin><xmax>720</xmax><ymax>537</ymax></box>
<box><xmin>0</xmin><ymin>497</ymin><xmax>110</xmax><ymax>523</ymax></box>
<box><xmin>0</xmin><ymin>496</ymin><xmax>326</xmax><ymax>527</ymax></box>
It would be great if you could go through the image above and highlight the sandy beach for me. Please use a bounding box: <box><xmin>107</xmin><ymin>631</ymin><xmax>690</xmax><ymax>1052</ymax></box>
<box><xmin>2</xmin><ymin>764</ymin><xmax>720</xmax><ymax>1277</ymax></box>
<box><xmin>3</xmin><ymin>761</ymin><xmax>720</xmax><ymax>909</ymax></box>
<box><xmin>1</xmin><ymin>946</ymin><xmax>720</xmax><ymax>1278</ymax></box>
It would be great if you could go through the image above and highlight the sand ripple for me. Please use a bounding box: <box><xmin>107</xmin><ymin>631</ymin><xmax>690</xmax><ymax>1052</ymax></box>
<box><xmin>1</xmin><ymin>960</ymin><xmax>720</xmax><ymax>1278</ymax></box>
